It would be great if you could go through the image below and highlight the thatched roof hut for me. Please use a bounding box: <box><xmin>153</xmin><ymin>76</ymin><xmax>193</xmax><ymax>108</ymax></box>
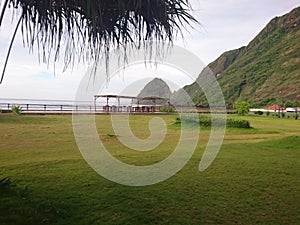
<box><xmin>0</xmin><ymin>0</ymin><xmax>196</xmax><ymax>83</ymax></box>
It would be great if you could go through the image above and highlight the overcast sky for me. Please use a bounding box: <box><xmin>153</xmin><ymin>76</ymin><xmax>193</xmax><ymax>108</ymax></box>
<box><xmin>0</xmin><ymin>0</ymin><xmax>299</xmax><ymax>101</ymax></box>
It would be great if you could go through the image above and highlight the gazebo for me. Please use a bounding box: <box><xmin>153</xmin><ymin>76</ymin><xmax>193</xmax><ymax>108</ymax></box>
<box><xmin>94</xmin><ymin>95</ymin><xmax>170</xmax><ymax>113</ymax></box>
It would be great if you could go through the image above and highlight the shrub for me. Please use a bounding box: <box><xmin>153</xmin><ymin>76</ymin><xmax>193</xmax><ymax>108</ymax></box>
<box><xmin>175</xmin><ymin>115</ymin><xmax>207</xmax><ymax>126</ymax></box>
<box><xmin>199</xmin><ymin>115</ymin><xmax>211</xmax><ymax>127</ymax></box>
<box><xmin>227</xmin><ymin>118</ymin><xmax>251</xmax><ymax>128</ymax></box>
<box><xmin>160</xmin><ymin>107</ymin><xmax>175</xmax><ymax>113</ymax></box>
<box><xmin>175</xmin><ymin>115</ymin><xmax>251</xmax><ymax>128</ymax></box>
<box><xmin>266</xmin><ymin>111</ymin><xmax>270</xmax><ymax>116</ymax></box>
<box><xmin>233</xmin><ymin>101</ymin><xmax>251</xmax><ymax>116</ymax></box>
<box><xmin>178</xmin><ymin>114</ymin><xmax>200</xmax><ymax>125</ymax></box>
<box><xmin>12</xmin><ymin>105</ymin><xmax>22</xmax><ymax>115</ymax></box>
<box><xmin>254</xmin><ymin>111</ymin><xmax>264</xmax><ymax>115</ymax></box>
<box><xmin>285</xmin><ymin>100</ymin><xmax>300</xmax><ymax>108</ymax></box>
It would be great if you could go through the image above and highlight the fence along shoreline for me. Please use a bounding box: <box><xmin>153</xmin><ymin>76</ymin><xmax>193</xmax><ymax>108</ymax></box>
<box><xmin>0</xmin><ymin>99</ymin><xmax>227</xmax><ymax>114</ymax></box>
<box><xmin>0</xmin><ymin>102</ymin><xmax>96</xmax><ymax>113</ymax></box>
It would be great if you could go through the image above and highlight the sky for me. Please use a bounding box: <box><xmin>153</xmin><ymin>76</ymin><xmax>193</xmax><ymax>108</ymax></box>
<box><xmin>0</xmin><ymin>0</ymin><xmax>299</xmax><ymax>101</ymax></box>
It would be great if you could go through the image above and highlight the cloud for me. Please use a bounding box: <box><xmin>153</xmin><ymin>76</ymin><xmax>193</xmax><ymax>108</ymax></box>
<box><xmin>101</xmin><ymin>63</ymin><xmax>195</xmax><ymax>96</ymax></box>
<box><xmin>180</xmin><ymin>0</ymin><xmax>300</xmax><ymax>63</ymax></box>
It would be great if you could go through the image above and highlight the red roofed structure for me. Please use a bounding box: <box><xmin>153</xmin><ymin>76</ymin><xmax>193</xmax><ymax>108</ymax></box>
<box><xmin>265</xmin><ymin>105</ymin><xmax>285</xmax><ymax>111</ymax></box>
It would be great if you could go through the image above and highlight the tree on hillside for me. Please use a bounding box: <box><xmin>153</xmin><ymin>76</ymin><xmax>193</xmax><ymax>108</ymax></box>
<box><xmin>0</xmin><ymin>0</ymin><xmax>196</xmax><ymax>83</ymax></box>
<box><xmin>234</xmin><ymin>101</ymin><xmax>251</xmax><ymax>116</ymax></box>
<box><xmin>285</xmin><ymin>100</ymin><xmax>300</xmax><ymax>108</ymax></box>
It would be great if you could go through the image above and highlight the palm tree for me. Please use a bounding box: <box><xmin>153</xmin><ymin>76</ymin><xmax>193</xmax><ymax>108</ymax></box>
<box><xmin>0</xmin><ymin>0</ymin><xmax>196</xmax><ymax>83</ymax></box>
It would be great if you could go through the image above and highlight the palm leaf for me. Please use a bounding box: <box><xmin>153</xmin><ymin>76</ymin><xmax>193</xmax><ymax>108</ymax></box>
<box><xmin>0</xmin><ymin>0</ymin><xmax>197</xmax><ymax>83</ymax></box>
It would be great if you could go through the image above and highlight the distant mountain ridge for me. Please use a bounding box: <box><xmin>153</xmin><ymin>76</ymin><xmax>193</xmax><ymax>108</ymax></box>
<box><xmin>172</xmin><ymin>6</ymin><xmax>300</xmax><ymax>107</ymax></box>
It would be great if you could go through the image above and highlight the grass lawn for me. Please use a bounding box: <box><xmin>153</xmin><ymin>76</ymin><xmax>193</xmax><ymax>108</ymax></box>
<box><xmin>0</xmin><ymin>113</ymin><xmax>299</xmax><ymax>225</ymax></box>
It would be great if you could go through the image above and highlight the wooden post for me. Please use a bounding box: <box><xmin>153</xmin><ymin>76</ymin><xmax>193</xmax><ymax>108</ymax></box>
<box><xmin>94</xmin><ymin>96</ymin><xmax>97</xmax><ymax>112</ymax></box>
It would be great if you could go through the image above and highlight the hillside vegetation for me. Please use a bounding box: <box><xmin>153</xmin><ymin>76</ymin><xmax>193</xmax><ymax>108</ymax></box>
<box><xmin>173</xmin><ymin>6</ymin><xmax>300</xmax><ymax>107</ymax></box>
<box><xmin>137</xmin><ymin>78</ymin><xmax>172</xmax><ymax>104</ymax></box>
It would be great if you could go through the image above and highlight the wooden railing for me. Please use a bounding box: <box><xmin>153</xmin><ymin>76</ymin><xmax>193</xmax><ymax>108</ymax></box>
<box><xmin>0</xmin><ymin>102</ymin><xmax>230</xmax><ymax>114</ymax></box>
<box><xmin>0</xmin><ymin>103</ymin><xmax>99</xmax><ymax>112</ymax></box>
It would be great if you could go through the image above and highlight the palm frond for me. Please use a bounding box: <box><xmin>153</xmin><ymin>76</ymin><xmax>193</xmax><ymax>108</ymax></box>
<box><xmin>0</xmin><ymin>0</ymin><xmax>197</xmax><ymax>83</ymax></box>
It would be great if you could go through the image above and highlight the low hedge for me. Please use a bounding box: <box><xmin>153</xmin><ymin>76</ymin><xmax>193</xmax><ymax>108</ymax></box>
<box><xmin>175</xmin><ymin>115</ymin><xmax>251</xmax><ymax>129</ymax></box>
<box><xmin>226</xmin><ymin>118</ymin><xmax>250</xmax><ymax>128</ymax></box>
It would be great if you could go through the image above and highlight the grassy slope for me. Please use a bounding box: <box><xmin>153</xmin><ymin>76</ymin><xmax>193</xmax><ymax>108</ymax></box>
<box><xmin>218</xmin><ymin>21</ymin><xmax>300</xmax><ymax>107</ymax></box>
<box><xmin>176</xmin><ymin>7</ymin><xmax>300</xmax><ymax>107</ymax></box>
<box><xmin>0</xmin><ymin>114</ymin><xmax>300</xmax><ymax>225</ymax></box>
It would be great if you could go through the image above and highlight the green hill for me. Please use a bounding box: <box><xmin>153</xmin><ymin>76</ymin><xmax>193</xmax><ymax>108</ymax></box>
<box><xmin>137</xmin><ymin>78</ymin><xmax>172</xmax><ymax>104</ymax></box>
<box><xmin>173</xmin><ymin>6</ymin><xmax>300</xmax><ymax>107</ymax></box>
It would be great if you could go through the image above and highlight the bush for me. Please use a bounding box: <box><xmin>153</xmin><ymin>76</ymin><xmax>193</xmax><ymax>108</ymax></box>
<box><xmin>12</xmin><ymin>105</ymin><xmax>22</xmax><ymax>115</ymax></box>
<box><xmin>176</xmin><ymin>114</ymin><xmax>200</xmax><ymax>125</ymax></box>
<box><xmin>254</xmin><ymin>111</ymin><xmax>264</xmax><ymax>115</ymax></box>
<box><xmin>233</xmin><ymin>101</ymin><xmax>251</xmax><ymax>116</ymax></box>
<box><xmin>175</xmin><ymin>115</ymin><xmax>210</xmax><ymax>126</ymax></box>
<box><xmin>266</xmin><ymin>111</ymin><xmax>270</xmax><ymax>116</ymax></box>
<box><xmin>159</xmin><ymin>107</ymin><xmax>175</xmax><ymax>113</ymax></box>
<box><xmin>199</xmin><ymin>115</ymin><xmax>211</xmax><ymax>127</ymax></box>
<box><xmin>175</xmin><ymin>115</ymin><xmax>251</xmax><ymax>128</ymax></box>
<box><xmin>285</xmin><ymin>99</ymin><xmax>300</xmax><ymax>108</ymax></box>
<box><xmin>227</xmin><ymin>118</ymin><xmax>251</xmax><ymax>128</ymax></box>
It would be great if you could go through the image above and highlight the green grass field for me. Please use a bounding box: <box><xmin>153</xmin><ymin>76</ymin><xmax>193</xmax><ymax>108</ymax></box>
<box><xmin>0</xmin><ymin>114</ymin><xmax>299</xmax><ymax>225</ymax></box>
